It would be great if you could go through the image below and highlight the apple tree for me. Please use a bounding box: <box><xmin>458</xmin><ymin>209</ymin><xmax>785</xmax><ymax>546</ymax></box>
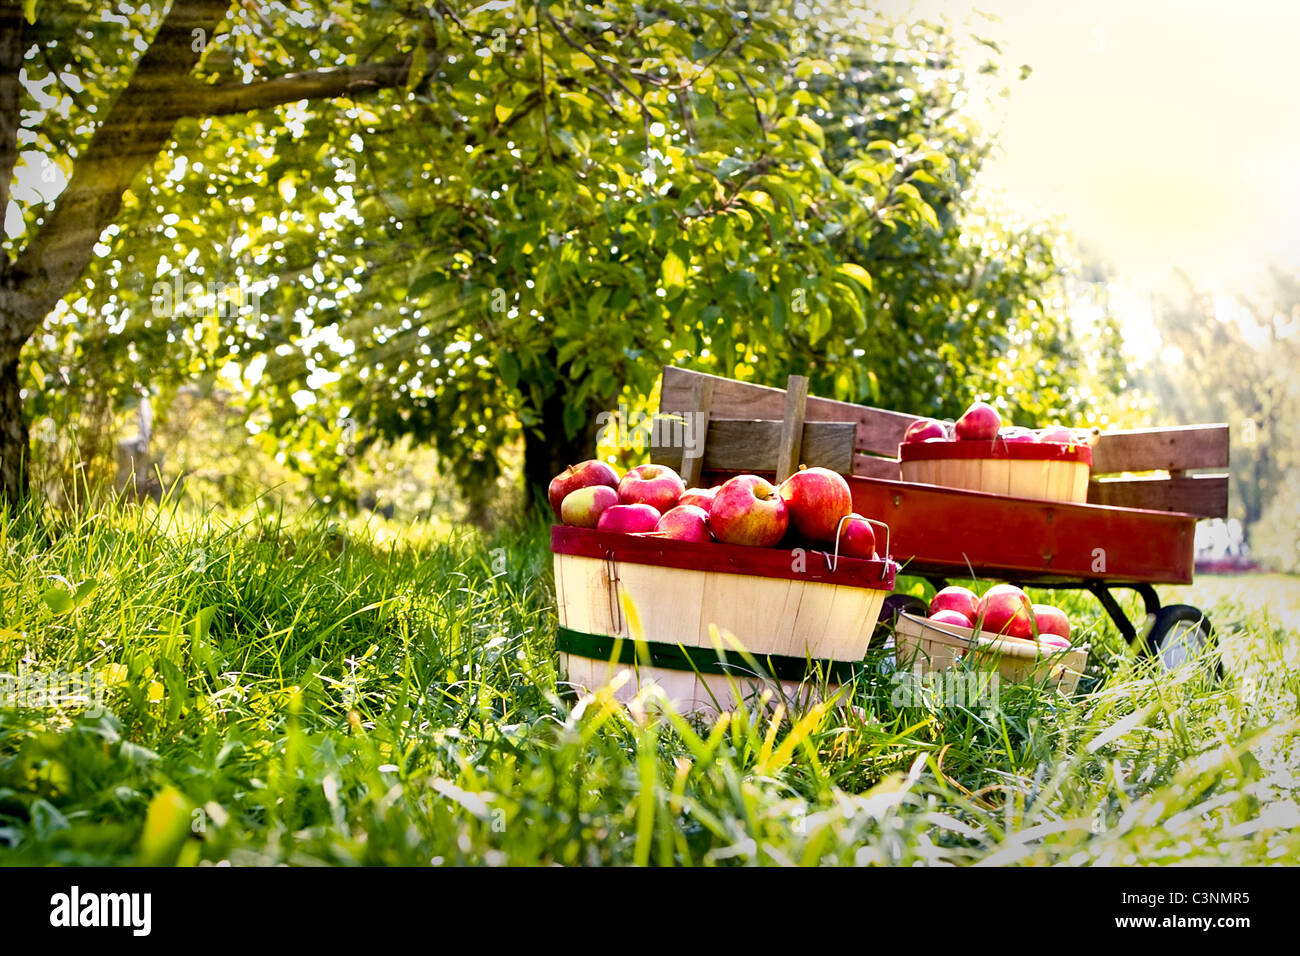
<box><xmin>7</xmin><ymin>1</ymin><xmax>1119</xmax><ymax>510</ymax></box>
<box><xmin>243</xmin><ymin>2</ymin><xmax>1111</xmax><ymax>503</ymax></box>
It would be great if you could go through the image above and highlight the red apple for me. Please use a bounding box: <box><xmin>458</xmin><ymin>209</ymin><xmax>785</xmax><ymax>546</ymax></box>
<box><xmin>1037</xmin><ymin>426</ymin><xmax>1074</xmax><ymax>445</ymax></box>
<box><xmin>998</xmin><ymin>425</ymin><xmax>1037</xmax><ymax>444</ymax></box>
<box><xmin>834</xmin><ymin>514</ymin><xmax>876</xmax><ymax>559</ymax></box>
<box><xmin>548</xmin><ymin>459</ymin><xmax>620</xmax><ymax>517</ymax></box>
<box><xmin>779</xmin><ymin>466</ymin><xmax>852</xmax><ymax>543</ymax></box>
<box><xmin>560</xmin><ymin>485</ymin><xmax>619</xmax><ymax>528</ymax></box>
<box><xmin>976</xmin><ymin>584</ymin><xmax>1034</xmax><ymax>639</ymax></box>
<box><xmin>709</xmin><ymin>475</ymin><xmax>789</xmax><ymax>547</ymax></box>
<box><xmin>1038</xmin><ymin>633</ymin><xmax>1071</xmax><ymax>650</ymax></box>
<box><xmin>955</xmin><ymin>401</ymin><xmax>1001</xmax><ymax>440</ymax></box>
<box><xmin>679</xmin><ymin>487</ymin><xmax>718</xmax><ymax>513</ymax></box>
<box><xmin>596</xmin><ymin>503</ymin><xmax>661</xmax><ymax>534</ymax></box>
<box><xmin>903</xmin><ymin>418</ymin><xmax>948</xmax><ymax>443</ymax></box>
<box><xmin>929</xmin><ymin>585</ymin><xmax>978</xmax><ymax>621</ymax></box>
<box><xmin>656</xmin><ymin>504</ymin><xmax>712</xmax><ymax>543</ymax></box>
<box><xmin>930</xmin><ymin>608</ymin><xmax>974</xmax><ymax>629</ymax></box>
<box><xmin>1032</xmin><ymin>604</ymin><xmax>1072</xmax><ymax>643</ymax></box>
<box><xmin>617</xmin><ymin>464</ymin><xmax>685</xmax><ymax>513</ymax></box>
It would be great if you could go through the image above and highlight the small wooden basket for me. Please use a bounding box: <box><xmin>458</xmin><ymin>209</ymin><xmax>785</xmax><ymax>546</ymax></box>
<box><xmin>552</xmin><ymin>525</ymin><xmax>897</xmax><ymax>715</ymax></box>
<box><xmin>893</xmin><ymin>611</ymin><xmax>1089</xmax><ymax>692</ymax></box>
<box><xmin>899</xmin><ymin>440</ymin><xmax>1092</xmax><ymax>503</ymax></box>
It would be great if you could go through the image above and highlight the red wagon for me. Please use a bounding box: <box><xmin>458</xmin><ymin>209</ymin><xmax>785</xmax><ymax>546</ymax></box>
<box><xmin>651</xmin><ymin>367</ymin><xmax>1229</xmax><ymax>668</ymax></box>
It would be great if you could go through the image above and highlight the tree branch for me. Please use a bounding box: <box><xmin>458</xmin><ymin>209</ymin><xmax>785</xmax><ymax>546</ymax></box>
<box><xmin>172</xmin><ymin>55</ymin><xmax>411</xmax><ymax>117</ymax></box>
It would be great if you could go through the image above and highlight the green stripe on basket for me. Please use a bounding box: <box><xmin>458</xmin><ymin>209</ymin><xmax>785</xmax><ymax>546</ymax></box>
<box><xmin>555</xmin><ymin>626</ymin><xmax>863</xmax><ymax>684</ymax></box>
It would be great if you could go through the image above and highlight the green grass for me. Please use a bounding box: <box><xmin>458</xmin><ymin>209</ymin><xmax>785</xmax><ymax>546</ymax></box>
<box><xmin>1</xmin><ymin>502</ymin><xmax>1297</xmax><ymax>865</ymax></box>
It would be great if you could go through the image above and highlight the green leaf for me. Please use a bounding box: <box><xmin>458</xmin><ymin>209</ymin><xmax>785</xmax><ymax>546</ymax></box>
<box><xmin>586</xmin><ymin>286</ymin><xmax>612</xmax><ymax>322</ymax></box>
<box><xmin>191</xmin><ymin>605</ymin><xmax>217</xmax><ymax>643</ymax></box>
<box><xmin>406</xmin><ymin>39</ymin><xmax>426</xmax><ymax>93</ymax></box>
<box><xmin>42</xmin><ymin>586</ymin><xmax>74</xmax><ymax>615</ymax></box>
<box><xmin>836</xmin><ymin>262</ymin><xmax>873</xmax><ymax>292</ymax></box>
<box><xmin>716</xmin><ymin>156</ymin><xmax>748</xmax><ymax>180</ymax></box>
<box><xmin>808</xmin><ymin>305</ymin><xmax>832</xmax><ymax>345</ymax></box>
<box><xmin>498</xmin><ymin>349</ymin><xmax>520</xmax><ymax>390</ymax></box>
<box><xmin>661</xmin><ymin>248</ymin><xmax>687</xmax><ymax>293</ymax></box>
<box><xmin>22</xmin><ymin>0</ymin><xmax>37</xmax><ymax>25</ymax></box>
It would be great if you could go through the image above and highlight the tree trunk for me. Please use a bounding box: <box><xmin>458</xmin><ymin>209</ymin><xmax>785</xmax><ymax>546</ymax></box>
<box><xmin>0</xmin><ymin>352</ymin><xmax>29</xmax><ymax>509</ymax></box>
<box><xmin>522</xmin><ymin>387</ymin><xmax>604</xmax><ymax>511</ymax></box>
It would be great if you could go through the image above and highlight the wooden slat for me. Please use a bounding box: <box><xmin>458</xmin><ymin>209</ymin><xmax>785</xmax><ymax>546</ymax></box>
<box><xmin>652</xmin><ymin>419</ymin><xmax>855</xmax><ymax>475</ymax></box>
<box><xmin>1087</xmin><ymin>474</ymin><xmax>1229</xmax><ymax>518</ymax></box>
<box><xmin>852</xmin><ymin>453</ymin><xmax>902</xmax><ymax>480</ymax></box>
<box><xmin>680</xmin><ymin>374</ymin><xmax>715</xmax><ymax>488</ymax></box>
<box><xmin>660</xmin><ymin>366</ymin><xmax>920</xmax><ymax>457</ymax></box>
<box><xmin>775</xmin><ymin>374</ymin><xmax>809</xmax><ymax>483</ymax></box>
<box><xmin>1092</xmin><ymin>424</ymin><xmax>1229</xmax><ymax>474</ymax></box>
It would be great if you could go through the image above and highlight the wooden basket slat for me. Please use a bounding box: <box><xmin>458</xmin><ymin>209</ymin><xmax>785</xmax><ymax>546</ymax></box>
<box><xmin>901</xmin><ymin>456</ymin><xmax>1089</xmax><ymax>504</ymax></box>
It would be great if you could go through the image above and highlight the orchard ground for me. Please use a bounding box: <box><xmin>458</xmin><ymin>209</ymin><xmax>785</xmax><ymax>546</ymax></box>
<box><xmin>0</xmin><ymin>503</ymin><xmax>1297</xmax><ymax>866</ymax></box>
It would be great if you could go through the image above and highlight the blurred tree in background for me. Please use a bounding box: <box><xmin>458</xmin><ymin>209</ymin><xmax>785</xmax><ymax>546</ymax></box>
<box><xmin>9</xmin><ymin>1</ymin><xmax>1123</xmax><ymax>516</ymax></box>
<box><xmin>1138</xmin><ymin>269</ymin><xmax>1300</xmax><ymax>569</ymax></box>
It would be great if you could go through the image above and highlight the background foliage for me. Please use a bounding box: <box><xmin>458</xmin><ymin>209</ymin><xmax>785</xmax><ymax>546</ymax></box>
<box><xmin>18</xmin><ymin>1</ymin><xmax>1121</xmax><ymax>515</ymax></box>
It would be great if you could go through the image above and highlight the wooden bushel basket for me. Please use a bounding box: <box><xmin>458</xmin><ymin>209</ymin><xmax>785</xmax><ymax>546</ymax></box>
<box><xmin>893</xmin><ymin>612</ymin><xmax>1090</xmax><ymax>693</ymax></box>
<box><xmin>899</xmin><ymin>440</ymin><xmax>1092</xmax><ymax>504</ymax></box>
<box><xmin>552</xmin><ymin>525</ymin><xmax>898</xmax><ymax>715</ymax></box>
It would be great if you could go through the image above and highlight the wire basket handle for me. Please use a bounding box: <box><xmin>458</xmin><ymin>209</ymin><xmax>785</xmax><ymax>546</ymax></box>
<box><xmin>826</xmin><ymin>514</ymin><xmax>892</xmax><ymax>579</ymax></box>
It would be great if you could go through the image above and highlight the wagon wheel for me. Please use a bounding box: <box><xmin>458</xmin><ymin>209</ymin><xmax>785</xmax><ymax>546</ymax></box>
<box><xmin>1142</xmin><ymin>604</ymin><xmax>1219</xmax><ymax>674</ymax></box>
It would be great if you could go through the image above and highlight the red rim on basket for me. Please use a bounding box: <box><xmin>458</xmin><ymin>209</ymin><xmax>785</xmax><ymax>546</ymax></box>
<box><xmin>898</xmin><ymin>439</ymin><xmax>1092</xmax><ymax>466</ymax></box>
<box><xmin>551</xmin><ymin>526</ymin><xmax>897</xmax><ymax>590</ymax></box>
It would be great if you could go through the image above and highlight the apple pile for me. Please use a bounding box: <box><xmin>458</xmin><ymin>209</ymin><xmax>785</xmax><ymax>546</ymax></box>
<box><xmin>548</xmin><ymin>460</ymin><xmax>882</xmax><ymax>557</ymax></box>
<box><xmin>926</xmin><ymin>583</ymin><xmax>1073</xmax><ymax>649</ymax></box>
<box><xmin>902</xmin><ymin>401</ymin><xmax>1091</xmax><ymax>447</ymax></box>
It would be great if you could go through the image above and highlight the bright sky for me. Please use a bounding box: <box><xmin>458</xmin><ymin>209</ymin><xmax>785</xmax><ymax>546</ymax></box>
<box><xmin>888</xmin><ymin>0</ymin><xmax>1300</xmax><ymax>290</ymax></box>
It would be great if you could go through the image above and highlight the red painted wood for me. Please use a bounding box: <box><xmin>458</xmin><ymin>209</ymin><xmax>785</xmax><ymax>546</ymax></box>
<box><xmin>847</xmin><ymin>476</ymin><xmax>1195</xmax><ymax>585</ymax></box>
<box><xmin>898</xmin><ymin>439</ymin><xmax>1092</xmax><ymax>465</ymax></box>
<box><xmin>550</xmin><ymin>526</ymin><xmax>897</xmax><ymax>590</ymax></box>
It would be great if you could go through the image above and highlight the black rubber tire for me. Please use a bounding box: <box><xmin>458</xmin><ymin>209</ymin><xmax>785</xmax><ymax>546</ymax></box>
<box><xmin>875</xmin><ymin>593</ymin><xmax>928</xmax><ymax>639</ymax></box>
<box><xmin>1144</xmin><ymin>604</ymin><xmax>1218</xmax><ymax>674</ymax></box>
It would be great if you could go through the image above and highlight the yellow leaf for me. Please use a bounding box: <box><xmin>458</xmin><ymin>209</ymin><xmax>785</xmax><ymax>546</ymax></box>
<box><xmin>661</xmin><ymin>250</ymin><xmax>687</xmax><ymax>292</ymax></box>
<box><xmin>836</xmin><ymin>262</ymin><xmax>873</xmax><ymax>292</ymax></box>
<box><xmin>103</xmin><ymin>663</ymin><xmax>128</xmax><ymax>685</ymax></box>
<box><xmin>139</xmin><ymin>787</ymin><xmax>192</xmax><ymax>866</ymax></box>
